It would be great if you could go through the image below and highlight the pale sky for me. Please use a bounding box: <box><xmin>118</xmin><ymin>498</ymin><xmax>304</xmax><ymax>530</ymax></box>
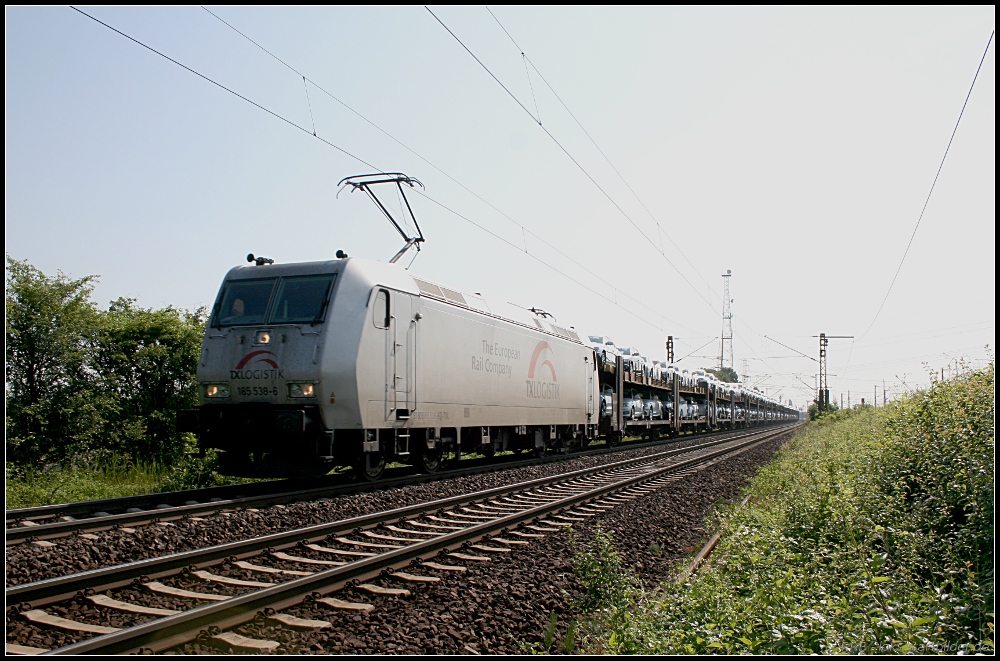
<box><xmin>6</xmin><ymin>6</ymin><xmax>995</xmax><ymax>408</ymax></box>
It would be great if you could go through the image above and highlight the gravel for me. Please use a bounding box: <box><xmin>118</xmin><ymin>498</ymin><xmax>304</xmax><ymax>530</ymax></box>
<box><xmin>6</xmin><ymin>436</ymin><xmax>727</xmax><ymax>588</ymax></box>
<box><xmin>167</xmin><ymin>430</ymin><xmax>791</xmax><ymax>654</ymax></box>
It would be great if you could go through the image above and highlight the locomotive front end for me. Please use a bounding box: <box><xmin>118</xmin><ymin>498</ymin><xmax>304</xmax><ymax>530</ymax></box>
<box><xmin>179</xmin><ymin>259</ymin><xmax>343</xmax><ymax>477</ymax></box>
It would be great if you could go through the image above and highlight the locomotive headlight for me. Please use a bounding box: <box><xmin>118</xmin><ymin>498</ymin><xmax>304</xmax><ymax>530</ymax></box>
<box><xmin>288</xmin><ymin>383</ymin><xmax>315</xmax><ymax>398</ymax></box>
<box><xmin>204</xmin><ymin>383</ymin><xmax>230</xmax><ymax>398</ymax></box>
<box><xmin>256</xmin><ymin>331</ymin><xmax>272</xmax><ymax>345</ymax></box>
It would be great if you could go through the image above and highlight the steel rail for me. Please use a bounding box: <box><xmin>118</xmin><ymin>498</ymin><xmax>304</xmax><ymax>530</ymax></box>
<box><xmin>5</xmin><ymin>451</ymin><xmax>559</xmax><ymax>524</ymax></box>
<box><xmin>7</xmin><ymin>425</ymin><xmax>796</xmax><ymax>609</ymax></box>
<box><xmin>41</xmin><ymin>426</ymin><xmax>793</xmax><ymax>655</ymax></box>
<box><xmin>6</xmin><ymin>424</ymin><xmax>784</xmax><ymax>544</ymax></box>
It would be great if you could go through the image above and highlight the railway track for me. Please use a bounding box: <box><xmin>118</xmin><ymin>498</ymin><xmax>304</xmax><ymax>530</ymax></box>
<box><xmin>6</xmin><ymin>424</ymin><xmax>783</xmax><ymax>545</ymax></box>
<box><xmin>5</xmin><ymin>424</ymin><xmax>796</xmax><ymax>655</ymax></box>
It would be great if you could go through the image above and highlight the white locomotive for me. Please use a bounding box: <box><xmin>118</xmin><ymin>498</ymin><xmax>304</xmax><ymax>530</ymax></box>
<box><xmin>179</xmin><ymin>173</ymin><xmax>797</xmax><ymax>478</ymax></box>
<box><xmin>183</xmin><ymin>254</ymin><xmax>599</xmax><ymax>479</ymax></box>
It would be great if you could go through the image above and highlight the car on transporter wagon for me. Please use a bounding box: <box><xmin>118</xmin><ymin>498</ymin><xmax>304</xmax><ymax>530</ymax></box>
<box><xmin>643</xmin><ymin>394</ymin><xmax>665</xmax><ymax>420</ymax></box>
<box><xmin>587</xmin><ymin>335</ymin><xmax>620</xmax><ymax>367</ymax></box>
<box><xmin>618</xmin><ymin>347</ymin><xmax>644</xmax><ymax>374</ymax></box>
<box><xmin>622</xmin><ymin>390</ymin><xmax>644</xmax><ymax>421</ymax></box>
<box><xmin>600</xmin><ymin>385</ymin><xmax>615</xmax><ymax>419</ymax></box>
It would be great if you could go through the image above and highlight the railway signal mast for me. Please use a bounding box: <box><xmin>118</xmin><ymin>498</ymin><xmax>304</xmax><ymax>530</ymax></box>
<box><xmin>816</xmin><ymin>333</ymin><xmax>853</xmax><ymax>410</ymax></box>
<box><xmin>719</xmin><ymin>270</ymin><xmax>733</xmax><ymax>372</ymax></box>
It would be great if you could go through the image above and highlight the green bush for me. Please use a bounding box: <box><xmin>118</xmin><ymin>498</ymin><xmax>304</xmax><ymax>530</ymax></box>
<box><xmin>6</xmin><ymin>256</ymin><xmax>205</xmax><ymax>468</ymax></box>
<box><xmin>578</xmin><ymin>365</ymin><xmax>994</xmax><ymax>654</ymax></box>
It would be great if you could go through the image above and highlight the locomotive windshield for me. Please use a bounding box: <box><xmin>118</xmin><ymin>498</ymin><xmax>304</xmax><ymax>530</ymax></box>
<box><xmin>270</xmin><ymin>275</ymin><xmax>335</xmax><ymax>324</ymax></box>
<box><xmin>212</xmin><ymin>274</ymin><xmax>336</xmax><ymax>327</ymax></box>
<box><xmin>215</xmin><ymin>279</ymin><xmax>275</xmax><ymax>326</ymax></box>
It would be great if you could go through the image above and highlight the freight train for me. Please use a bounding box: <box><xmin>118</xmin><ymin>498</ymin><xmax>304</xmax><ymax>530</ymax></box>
<box><xmin>178</xmin><ymin>254</ymin><xmax>798</xmax><ymax>480</ymax></box>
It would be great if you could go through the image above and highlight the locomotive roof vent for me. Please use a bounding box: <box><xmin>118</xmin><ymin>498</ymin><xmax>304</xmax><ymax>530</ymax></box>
<box><xmin>247</xmin><ymin>253</ymin><xmax>274</xmax><ymax>266</ymax></box>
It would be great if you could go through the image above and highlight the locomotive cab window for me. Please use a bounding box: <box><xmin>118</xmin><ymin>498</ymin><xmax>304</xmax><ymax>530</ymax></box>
<box><xmin>214</xmin><ymin>279</ymin><xmax>276</xmax><ymax>327</ymax></box>
<box><xmin>270</xmin><ymin>275</ymin><xmax>336</xmax><ymax>324</ymax></box>
<box><xmin>373</xmin><ymin>290</ymin><xmax>390</xmax><ymax>329</ymax></box>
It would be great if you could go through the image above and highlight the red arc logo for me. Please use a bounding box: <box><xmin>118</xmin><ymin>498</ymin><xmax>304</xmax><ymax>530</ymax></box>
<box><xmin>235</xmin><ymin>350</ymin><xmax>279</xmax><ymax>369</ymax></box>
<box><xmin>527</xmin><ymin>341</ymin><xmax>557</xmax><ymax>381</ymax></box>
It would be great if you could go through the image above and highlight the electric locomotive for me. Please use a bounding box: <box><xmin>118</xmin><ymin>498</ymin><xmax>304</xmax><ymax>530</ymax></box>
<box><xmin>179</xmin><ymin>253</ymin><xmax>600</xmax><ymax>479</ymax></box>
<box><xmin>179</xmin><ymin>173</ymin><xmax>797</xmax><ymax>478</ymax></box>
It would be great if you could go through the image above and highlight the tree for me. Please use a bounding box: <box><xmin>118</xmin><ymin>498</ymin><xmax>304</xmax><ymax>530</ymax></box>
<box><xmin>91</xmin><ymin>298</ymin><xmax>205</xmax><ymax>460</ymax></box>
<box><xmin>6</xmin><ymin>257</ymin><xmax>206</xmax><ymax>466</ymax></box>
<box><xmin>807</xmin><ymin>398</ymin><xmax>841</xmax><ymax>421</ymax></box>
<box><xmin>705</xmin><ymin>366</ymin><xmax>739</xmax><ymax>383</ymax></box>
<box><xmin>5</xmin><ymin>256</ymin><xmax>101</xmax><ymax>464</ymax></box>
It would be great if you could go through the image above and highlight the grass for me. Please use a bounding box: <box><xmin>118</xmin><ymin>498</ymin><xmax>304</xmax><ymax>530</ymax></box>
<box><xmin>6</xmin><ymin>459</ymin><xmax>172</xmax><ymax>508</ymax></box>
<box><xmin>4</xmin><ymin>431</ymin><xmax>657</xmax><ymax>509</ymax></box>
<box><xmin>572</xmin><ymin>364</ymin><xmax>994</xmax><ymax>654</ymax></box>
<box><xmin>5</xmin><ymin>450</ymin><xmax>260</xmax><ymax>509</ymax></box>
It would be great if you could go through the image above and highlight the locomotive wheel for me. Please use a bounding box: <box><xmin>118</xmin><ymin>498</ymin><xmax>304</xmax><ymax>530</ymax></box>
<box><xmin>418</xmin><ymin>446</ymin><xmax>443</xmax><ymax>473</ymax></box>
<box><xmin>354</xmin><ymin>452</ymin><xmax>385</xmax><ymax>481</ymax></box>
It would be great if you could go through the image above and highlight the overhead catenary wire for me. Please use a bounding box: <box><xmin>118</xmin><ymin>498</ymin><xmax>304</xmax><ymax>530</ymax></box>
<box><xmin>69</xmin><ymin>6</ymin><xmax>378</xmax><ymax>170</ymax></box>
<box><xmin>478</xmin><ymin>10</ymin><xmax>993</xmax><ymax>392</ymax></box>
<box><xmin>412</xmin><ymin>188</ymin><xmax>689</xmax><ymax>335</ymax></box>
<box><xmin>859</xmin><ymin>29</ymin><xmax>994</xmax><ymax>341</ymax></box>
<box><xmin>675</xmin><ymin>337</ymin><xmax>718</xmax><ymax>363</ymax></box>
<box><xmin>200</xmin><ymin>5</ymin><xmax>700</xmax><ymax>336</ymax></box>
<box><xmin>425</xmin><ymin>6</ymin><xmax>718</xmax><ymax>314</ymax></box>
<box><xmin>425</xmin><ymin>6</ymin><xmax>540</xmax><ymax>124</ymax></box>
<box><xmin>763</xmin><ymin>335</ymin><xmax>818</xmax><ymax>362</ymax></box>
<box><xmin>302</xmin><ymin>76</ymin><xmax>317</xmax><ymax>135</ymax></box>
<box><xmin>70</xmin><ymin>5</ymin><xmax>694</xmax><ymax>339</ymax></box>
<box><xmin>464</xmin><ymin>10</ymin><xmax>814</xmax><ymax>394</ymax></box>
<box><xmin>484</xmin><ymin>6</ymin><xmax>542</xmax><ymax>125</ymax></box>
<box><xmin>485</xmin><ymin>6</ymin><xmax>720</xmax><ymax>302</ymax></box>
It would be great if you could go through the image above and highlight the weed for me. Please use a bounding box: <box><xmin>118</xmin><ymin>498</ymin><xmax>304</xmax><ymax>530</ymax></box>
<box><xmin>562</xmin><ymin>620</ymin><xmax>578</xmax><ymax>653</ymax></box>
<box><xmin>570</xmin><ymin>527</ymin><xmax>638</xmax><ymax>614</ymax></box>
<box><xmin>576</xmin><ymin>365</ymin><xmax>994</xmax><ymax>655</ymax></box>
<box><xmin>542</xmin><ymin>610</ymin><xmax>558</xmax><ymax>650</ymax></box>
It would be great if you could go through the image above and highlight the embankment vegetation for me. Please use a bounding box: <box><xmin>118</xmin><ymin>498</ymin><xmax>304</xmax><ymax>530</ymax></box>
<box><xmin>5</xmin><ymin>256</ymin><xmax>243</xmax><ymax>507</ymax></box>
<box><xmin>574</xmin><ymin>364</ymin><xmax>994</xmax><ymax>654</ymax></box>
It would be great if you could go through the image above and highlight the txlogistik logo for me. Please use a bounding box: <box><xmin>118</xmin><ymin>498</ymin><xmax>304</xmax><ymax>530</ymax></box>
<box><xmin>230</xmin><ymin>350</ymin><xmax>284</xmax><ymax>380</ymax></box>
<box><xmin>526</xmin><ymin>341</ymin><xmax>560</xmax><ymax>400</ymax></box>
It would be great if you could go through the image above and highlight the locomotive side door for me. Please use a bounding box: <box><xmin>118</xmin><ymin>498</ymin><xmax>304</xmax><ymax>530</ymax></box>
<box><xmin>586</xmin><ymin>353</ymin><xmax>595</xmax><ymax>422</ymax></box>
<box><xmin>373</xmin><ymin>289</ymin><xmax>394</xmax><ymax>421</ymax></box>
<box><xmin>376</xmin><ymin>288</ymin><xmax>414</xmax><ymax>420</ymax></box>
<box><xmin>392</xmin><ymin>293</ymin><xmax>415</xmax><ymax>417</ymax></box>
